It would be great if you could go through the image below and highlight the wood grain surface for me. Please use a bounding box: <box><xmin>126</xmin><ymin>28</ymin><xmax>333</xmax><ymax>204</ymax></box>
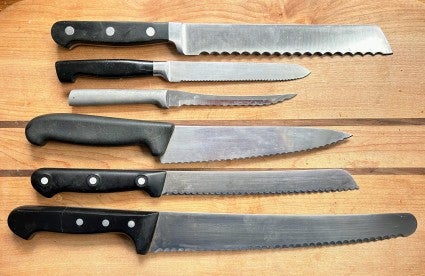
<box><xmin>0</xmin><ymin>0</ymin><xmax>424</xmax><ymax>275</ymax></box>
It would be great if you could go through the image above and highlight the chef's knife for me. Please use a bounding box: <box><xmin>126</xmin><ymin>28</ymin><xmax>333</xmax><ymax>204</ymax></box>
<box><xmin>25</xmin><ymin>113</ymin><xmax>351</xmax><ymax>163</ymax></box>
<box><xmin>55</xmin><ymin>59</ymin><xmax>310</xmax><ymax>83</ymax></box>
<box><xmin>31</xmin><ymin>168</ymin><xmax>358</xmax><ymax>198</ymax></box>
<box><xmin>51</xmin><ymin>21</ymin><xmax>392</xmax><ymax>55</ymax></box>
<box><xmin>68</xmin><ymin>89</ymin><xmax>296</xmax><ymax>107</ymax></box>
<box><xmin>8</xmin><ymin>206</ymin><xmax>416</xmax><ymax>254</ymax></box>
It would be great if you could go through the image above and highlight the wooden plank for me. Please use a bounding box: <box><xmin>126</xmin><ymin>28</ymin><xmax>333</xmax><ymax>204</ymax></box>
<box><xmin>1</xmin><ymin>175</ymin><xmax>423</xmax><ymax>275</ymax></box>
<box><xmin>0</xmin><ymin>125</ymin><xmax>423</xmax><ymax>170</ymax></box>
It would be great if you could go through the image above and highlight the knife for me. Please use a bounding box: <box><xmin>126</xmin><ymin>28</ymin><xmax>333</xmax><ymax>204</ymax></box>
<box><xmin>31</xmin><ymin>168</ymin><xmax>358</xmax><ymax>198</ymax></box>
<box><xmin>25</xmin><ymin>113</ymin><xmax>351</xmax><ymax>163</ymax></box>
<box><xmin>51</xmin><ymin>21</ymin><xmax>392</xmax><ymax>55</ymax></box>
<box><xmin>68</xmin><ymin>89</ymin><xmax>297</xmax><ymax>108</ymax></box>
<box><xmin>8</xmin><ymin>206</ymin><xmax>416</xmax><ymax>254</ymax></box>
<box><xmin>55</xmin><ymin>59</ymin><xmax>310</xmax><ymax>83</ymax></box>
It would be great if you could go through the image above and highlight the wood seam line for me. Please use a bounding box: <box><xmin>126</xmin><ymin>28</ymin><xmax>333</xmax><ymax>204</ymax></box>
<box><xmin>1</xmin><ymin>168</ymin><xmax>424</xmax><ymax>177</ymax></box>
<box><xmin>0</xmin><ymin>118</ymin><xmax>424</xmax><ymax>128</ymax></box>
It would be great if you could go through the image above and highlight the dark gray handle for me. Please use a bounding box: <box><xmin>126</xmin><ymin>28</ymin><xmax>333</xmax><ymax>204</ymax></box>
<box><xmin>55</xmin><ymin>59</ymin><xmax>154</xmax><ymax>83</ymax></box>
<box><xmin>25</xmin><ymin>113</ymin><xmax>174</xmax><ymax>156</ymax></box>
<box><xmin>32</xmin><ymin>168</ymin><xmax>167</xmax><ymax>198</ymax></box>
<box><xmin>51</xmin><ymin>21</ymin><xmax>169</xmax><ymax>49</ymax></box>
<box><xmin>8</xmin><ymin>206</ymin><xmax>159</xmax><ymax>254</ymax></box>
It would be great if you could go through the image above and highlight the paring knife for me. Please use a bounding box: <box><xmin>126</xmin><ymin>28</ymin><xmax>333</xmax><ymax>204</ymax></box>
<box><xmin>25</xmin><ymin>113</ymin><xmax>351</xmax><ymax>163</ymax></box>
<box><xmin>8</xmin><ymin>206</ymin><xmax>416</xmax><ymax>254</ymax></box>
<box><xmin>31</xmin><ymin>168</ymin><xmax>358</xmax><ymax>198</ymax></box>
<box><xmin>55</xmin><ymin>59</ymin><xmax>310</xmax><ymax>83</ymax></box>
<box><xmin>68</xmin><ymin>89</ymin><xmax>296</xmax><ymax>107</ymax></box>
<box><xmin>51</xmin><ymin>21</ymin><xmax>393</xmax><ymax>55</ymax></box>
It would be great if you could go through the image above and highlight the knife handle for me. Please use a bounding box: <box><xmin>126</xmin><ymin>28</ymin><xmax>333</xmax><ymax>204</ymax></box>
<box><xmin>32</xmin><ymin>168</ymin><xmax>167</xmax><ymax>198</ymax></box>
<box><xmin>56</xmin><ymin>59</ymin><xmax>154</xmax><ymax>83</ymax></box>
<box><xmin>25</xmin><ymin>113</ymin><xmax>174</xmax><ymax>156</ymax></box>
<box><xmin>8</xmin><ymin>206</ymin><xmax>159</xmax><ymax>254</ymax></box>
<box><xmin>51</xmin><ymin>21</ymin><xmax>169</xmax><ymax>49</ymax></box>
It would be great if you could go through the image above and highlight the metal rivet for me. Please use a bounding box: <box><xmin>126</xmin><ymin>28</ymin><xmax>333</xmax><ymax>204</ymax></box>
<box><xmin>128</xmin><ymin>220</ymin><xmax>135</xmax><ymax>228</ymax></box>
<box><xmin>88</xmin><ymin>176</ymin><xmax>98</xmax><ymax>186</ymax></box>
<box><xmin>106</xmin><ymin>26</ymin><xmax>115</xmax><ymax>36</ymax></box>
<box><xmin>76</xmin><ymin>218</ymin><xmax>84</xmax><ymax>226</ymax></box>
<box><xmin>102</xmin><ymin>219</ymin><xmax>110</xmax><ymax>227</ymax></box>
<box><xmin>65</xmin><ymin>26</ymin><xmax>75</xmax><ymax>36</ymax></box>
<box><xmin>40</xmin><ymin>177</ymin><xmax>49</xmax><ymax>185</ymax></box>
<box><xmin>136</xmin><ymin>176</ymin><xmax>146</xmax><ymax>187</ymax></box>
<box><xmin>146</xmin><ymin>27</ymin><xmax>155</xmax><ymax>37</ymax></box>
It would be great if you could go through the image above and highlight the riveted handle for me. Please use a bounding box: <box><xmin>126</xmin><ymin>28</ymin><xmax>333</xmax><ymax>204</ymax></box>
<box><xmin>8</xmin><ymin>206</ymin><xmax>159</xmax><ymax>254</ymax></box>
<box><xmin>51</xmin><ymin>21</ymin><xmax>169</xmax><ymax>49</ymax></box>
<box><xmin>25</xmin><ymin>113</ymin><xmax>174</xmax><ymax>156</ymax></box>
<box><xmin>32</xmin><ymin>168</ymin><xmax>167</xmax><ymax>198</ymax></box>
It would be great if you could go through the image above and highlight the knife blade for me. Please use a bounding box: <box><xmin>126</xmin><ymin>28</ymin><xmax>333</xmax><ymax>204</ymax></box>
<box><xmin>51</xmin><ymin>21</ymin><xmax>392</xmax><ymax>55</ymax></box>
<box><xmin>25</xmin><ymin>113</ymin><xmax>351</xmax><ymax>163</ymax></box>
<box><xmin>68</xmin><ymin>89</ymin><xmax>297</xmax><ymax>107</ymax></box>
<box><xmin>55</xmin><ymin>59</ymin><xmax>310</xmax><ymax>83</ymax></box>
<box><xmin>31</xmin><ymin>168</ymin><xmax>358</xmax><ymax>198</ymax></box>
<box><xmin>8</xmin><ymin>206</ymin><xmax>416</xmax><ymax>254</ymax></box>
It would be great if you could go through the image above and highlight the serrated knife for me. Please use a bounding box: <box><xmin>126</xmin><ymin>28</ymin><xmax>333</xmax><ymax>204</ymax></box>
<box><xmin>25</xmin><ymin>113</ymin><xmax>351</xmax><ymax>163</ymax></box>
<box><xmin>51</xmin><ymin>21</ymin><xmax>392</xmax><ymax>55</ymax></box>
<box><xmin>31</xmin><ymin>168</ymin><xmax>358</xmax><ymax>197</ymax></box>
<box><xmin>55</xmin><ymin>59</ymin><xmax>310</xmax><ymax>83</ymax></box>
<box><xmin>8</xmin><ymin>206</ymin><xmax>416</xmax><ymax>254</ymax></box>
<box><xmin>68</xmin><ymin>89</ymin><xmax>296</xmax><ymax>107</ymax></box>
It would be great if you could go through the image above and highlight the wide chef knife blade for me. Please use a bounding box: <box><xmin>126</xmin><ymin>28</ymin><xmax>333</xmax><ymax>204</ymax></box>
<box><xmin>31</xmin><ymin>168</ymin><xmax>358</xmax><ymax>198</ymax></box>
<box><xmin>51</xmin><ymin>21</ymin><xmax>392</xmax><ymax>55</ymax></box>
<box><xmin>68</xmin><ymin>89</ymin><xmax>297</xmax><ymax>107</ymax></box>
<box><xmin>8</xmin><ymin>206</ymin><xmax>416</xmax><ymax>254</ymax></box>
<box><xmin>25</xmin><ymin>114</ymin><xmax>351</xmax><ymax>163</ymax></box>
<box><xmin>55</xmin><ymin>59</ymin><xmax>310</xmax><ymax>83</ymax></box>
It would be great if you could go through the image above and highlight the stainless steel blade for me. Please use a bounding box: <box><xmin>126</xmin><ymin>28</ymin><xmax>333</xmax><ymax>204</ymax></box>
<box><xmin>160</xmin><ymin>126</ymin><xmax>351</xmax><ymax>163</ymax></box>
<box><xmin>169</xmin><ymin>23</ymin><xmax>392</xmax><ymax>55</ymax></box>
<box><xmin>162</xmin><ymin>169</ymin><xmax>358</xmax><ymax>195</ymax></box>
<box><xmin>153</xmin><ymin>61</ymin><xmax>310</xmax><ymax>82</ymax></box>
<box><xmin>148</xmin><ymin>212</ymin><xmax>416</xmax><ymax>252</ymax></box>
<box><xmin>68</xmin><ymin>89</ymin><xmax>296</xmax><ymax>107</ymax></box>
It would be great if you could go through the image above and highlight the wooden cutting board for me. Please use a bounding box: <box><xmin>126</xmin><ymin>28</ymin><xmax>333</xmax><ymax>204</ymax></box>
<box><xmin>0</xmin><ymin>0</ymin><xmax>424</xmax><ymax>274</ymax></box>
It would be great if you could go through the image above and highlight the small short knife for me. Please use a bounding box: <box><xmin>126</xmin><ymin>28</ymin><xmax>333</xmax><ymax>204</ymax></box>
<box><xmin>68</xmin><ymin>89</ymin><xmax>296</xmax><ymax>107</ymax></box>
<box><xmin>25</xmin><ymin>113</ymin><xmax>352</xmax><ymax>163</ymax></box>
<box><xmin>51</xmin><ymin>21</ymin><xmax>392</xmax><ymax>55</ymax></box>
<box><xmin>55</xmin><ymin>59</ymin><xmax>310</xmax><ymax>83</ymax></box>
<box><xmin>8</xmin><ymin>206</ymin><xmax>416</xmax><ymax>254</ymax></box>
<box><xmin>31</xmin><ymin>168</ymin><xmax>358</xmax><ymax>198</ymax></box>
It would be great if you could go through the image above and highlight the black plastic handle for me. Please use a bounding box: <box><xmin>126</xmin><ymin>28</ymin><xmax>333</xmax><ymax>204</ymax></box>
<box><xmin>56</xmin><ymin>59</ymin><xmax>155</xmax><ymax>83</ymax></box>
<box><xmin>8</xmin><ymin>206</ymin><xmax>159</xmax><ymax>254</ymax></box>
<box><xmin>25</xmin><ymin>113</ymin><xmax>174</xmax><ymax>156</ymax></box>
<box><xmin>51</xmin><ymin>21</ymin><xmax>169</xmax><ymax>49</ymax></box>
<box><xmin>32</xmin><ymin>168</ymin><xmax>167</xmax><ymax>198</ymax></box>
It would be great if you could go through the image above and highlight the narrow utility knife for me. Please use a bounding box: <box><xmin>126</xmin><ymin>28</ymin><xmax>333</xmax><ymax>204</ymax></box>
<box><xmin>68</xmin><ymin>89</ymin><xmax>296</xmax><ymax>107</ymax></box>
<box><xmin>51</xmin><ymin>21</ymin><xmax>392</xmax><ymax>55</ymax></box>
<box><xmin>8</xmin><ymin>206</ymin><xmax>416</xmax><ymax>254</ymax></box>
<box><xmin>25</xmin><ymin>113</ymin><xmax>351</xmax><ymax>163</ymax></box>
<box><xmin>31</xmin><ymin>168</ymin><xmax>358</xmax><ymax>198</ymax></box>
<box><xmin>55</xmin><ymin>59</ymin><xmax>310</xmax><ymax>83</ymax></box>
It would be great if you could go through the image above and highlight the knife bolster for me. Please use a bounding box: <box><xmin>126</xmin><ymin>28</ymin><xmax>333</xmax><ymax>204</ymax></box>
<box><xmin>51</xmin><ymin>21</ymin><xmax>169</xmax><ymax>49</ymax></box>
<box><xmin>8</xmin><ymin>206</ymin><xmax>159</xmax><ymax>254</ymax></box>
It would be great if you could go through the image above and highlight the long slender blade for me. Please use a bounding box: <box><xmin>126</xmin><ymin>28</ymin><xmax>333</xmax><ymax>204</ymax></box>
<box><xmin>169</xmin><ymin>23</ymin><xmax>392</xmax><ymax>55</ymax></box>
<box><xmin>149</xmin><ymin>212</ymin><xmax>416</xmax><ymax>252</ymax></box>
<box><xmin>160</xmin><ymin>126</ymin><xmax>351</xmax><ymax>163</ymax></box>
<box><xmin>162</xmin><ymin>169</ymin><xmax>358</xmax><ymax>195</ymax></box>
<box><xmin>153</xmin><ymin>61</ymin><xmax>310</xmax><ymax>82</ymax></box>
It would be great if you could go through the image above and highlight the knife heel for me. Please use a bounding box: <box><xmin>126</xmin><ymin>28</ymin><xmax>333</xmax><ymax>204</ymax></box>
<box><xmin>51</xmin><ymin>21</ymin><xmax>169</xmax><ymax>49</ymax></box>
<box><xmin>8</xmin><ymin>206</ymin><xmax>159</xmax><ymax>254</ymax></box>
<box><xmin>31</xmin><ymin>168</ymin><xmax>167</xmax><ymax>198</ymax></box>
<box><xmin>55</xmin><ymin>59</ymin><xmax>155</xmax><ymax>83</ymax></box>
<box><xmin>25</xmin><ymin>113</ymin><xmax>174</xmax><ymax>156</ymax></box>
